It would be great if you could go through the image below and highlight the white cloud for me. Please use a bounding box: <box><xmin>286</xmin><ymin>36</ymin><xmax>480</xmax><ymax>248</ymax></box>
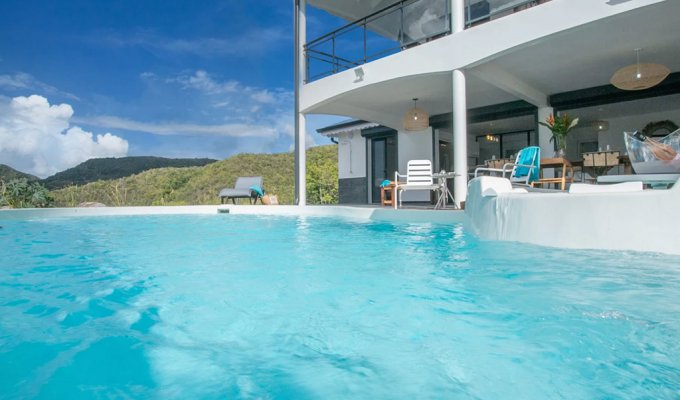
<box><xmin>0</xmin><ymin>72</ymin><xmax>80</xmax><ymax>101</ymax></box>
<box><xmin>0</xmin><ymin>95</ymin><xmax>128</xmax><ymax>178</ymax></box>
<box><xmin>250</xmin><ymin>90</ymin><xmax>275</xmax><ymax>104</ymax></box>
<box><xmin>169</xmin><ymin>70</ymin><xmax>239</xmax><ymax>94</ymax></box>
<box><xmin>76</xmin><ymin>115</ymin><xmax>278</xmax><ymax>138</ymax></box>
<box><xmin>94</xmin><ymin>28</ymin><xmax>289</xmax><ymax>58</ymax></box>
<box><xmin>168</xmin><ymin>71</ymin><xmax>291</xmax><ymax>106</ymax></box>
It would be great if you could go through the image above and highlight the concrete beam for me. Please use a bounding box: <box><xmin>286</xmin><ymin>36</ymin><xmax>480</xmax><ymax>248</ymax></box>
<box><xmin>470</xmin><ymin>63</ymin><xmax>549</xmax><ymax>108</ymax></box>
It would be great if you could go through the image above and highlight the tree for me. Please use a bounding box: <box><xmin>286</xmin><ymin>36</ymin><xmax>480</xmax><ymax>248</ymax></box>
<box><xmin>0</xmin><ymin>178</ymin><xmax>53</xmax><ymax>208</ymax></box>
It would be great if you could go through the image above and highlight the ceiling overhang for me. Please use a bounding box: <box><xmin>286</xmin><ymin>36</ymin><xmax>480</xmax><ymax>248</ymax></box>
<box><xmin>304</xmin><ymin>0</ymin><xmax>680</xmax><ymax>131</ymax></box>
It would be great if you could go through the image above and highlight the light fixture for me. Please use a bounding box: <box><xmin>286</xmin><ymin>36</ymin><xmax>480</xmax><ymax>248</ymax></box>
<box><xmin>610</xmin><ymin>48</ymin><xmax>670</xmax><ymax>91</ymax></box>
<box><xmin>403</xmin><ymin>98</ymin><xmax>429</xmax><ymax>131</ymax></box>
<box><xmin>353</xmin><ymin>67</ymin><xmax>364</xmax><ymax>83</ymax></box>
<box><xmin>485</xmin><ymin>134</ymin><xmax>499</xmax><ymax>142</ymax></box>
<box><xmin>592</xmin><ymin>120</ymin><xmax>609</xmax><ymax>132</ymax></box>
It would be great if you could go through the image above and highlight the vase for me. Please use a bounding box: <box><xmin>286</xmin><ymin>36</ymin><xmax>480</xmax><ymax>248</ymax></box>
<box><xmin>553</xmin><ymin>135</ymin><xmax>567</xmax><ymax>158</ymax></box>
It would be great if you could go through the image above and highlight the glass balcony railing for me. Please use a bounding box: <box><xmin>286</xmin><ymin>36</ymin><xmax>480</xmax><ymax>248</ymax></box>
<box><xmin>465</xmin><ymin>0</ymin><xmax>550</xmax><ymax>27</ymax></box>
<box><xmin>304</xmin><ymin>0</ymin><xmax>550</xmax><ymax>83</ymax></box>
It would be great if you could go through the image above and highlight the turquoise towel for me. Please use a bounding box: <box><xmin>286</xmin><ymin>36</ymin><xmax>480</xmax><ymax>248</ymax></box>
<box><xmin>513</xmin><ymin>146</ymin><xmax>540</xmax><ymax>182</ymax></box>
<box><xmin>249</xmin><ymin>185</ymin><xmax>264</xmax><ymax>197</ymax></box>
<box><xmin>379</xmin><ymin>180</ymin><xmax>392</xmax><ymax>187</ymax></box>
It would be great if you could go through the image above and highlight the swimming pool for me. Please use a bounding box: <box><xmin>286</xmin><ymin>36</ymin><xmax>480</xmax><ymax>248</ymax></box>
<box><xmin>1</xmin><ymin>213</ymin><xmax>679</xmax><ymax>399</ymax></box>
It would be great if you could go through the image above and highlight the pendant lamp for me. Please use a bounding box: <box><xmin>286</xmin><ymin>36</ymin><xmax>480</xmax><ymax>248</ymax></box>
<box><xmin>592</xmin><ymin>120</ymin><xmax>609</xmax><ymax>132</ymax></box>
<box><xmin>610</xmin><ymin>48</ymin><xmax>670</xmax><ymax>91</ymax></box>
<box><xmin>403</xmin><ymin>98</ymin><xmax>429</xmax><ymax>131</ymax></box>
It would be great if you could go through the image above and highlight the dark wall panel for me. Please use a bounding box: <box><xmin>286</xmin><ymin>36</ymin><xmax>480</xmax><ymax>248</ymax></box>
<box><xmin>339</xmin><ymin>177</ymin><xmax>368</xmax><ymax>204</ymax></box>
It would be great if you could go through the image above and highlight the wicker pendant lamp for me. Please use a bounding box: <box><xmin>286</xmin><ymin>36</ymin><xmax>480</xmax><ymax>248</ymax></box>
<box><xmin>403</xmin><ymin>98</ymin><xmax>429</xmax><ymax>131</ymax></box>
<box><xmin>592</xmin><ymin>120</ymin><xmax>609</xmax><ymax>132</ymax></box>
<box><xmin>610</xmin><ymin>48</ymin><xmax>670</xmax><ymax>91</ymax></box>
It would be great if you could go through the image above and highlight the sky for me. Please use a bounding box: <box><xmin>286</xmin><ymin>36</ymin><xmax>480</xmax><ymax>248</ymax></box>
<box><xmin>0</xmin><ymin>0</ymin><xmax>346</xmax><ymax>178</ymax></box>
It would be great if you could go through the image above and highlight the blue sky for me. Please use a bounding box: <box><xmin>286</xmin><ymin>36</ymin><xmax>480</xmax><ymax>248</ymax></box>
<box><xmin>0</xmin><ymin>0</ymin><xmax>346</xmax><ymax>177</ymax></box>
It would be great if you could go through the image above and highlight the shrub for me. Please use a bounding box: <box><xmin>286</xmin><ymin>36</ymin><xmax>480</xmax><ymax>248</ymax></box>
<box><xmin>0</xmin><ymin>178</ymin><xmax>53</xmax><ymax>208</ymax></box>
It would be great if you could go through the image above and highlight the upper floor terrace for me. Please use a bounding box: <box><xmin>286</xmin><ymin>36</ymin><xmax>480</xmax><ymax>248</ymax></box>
<box><xmin>305</xmin><ymin>0</ymin><xmax>550</xmax><ymax>83</ymax></box>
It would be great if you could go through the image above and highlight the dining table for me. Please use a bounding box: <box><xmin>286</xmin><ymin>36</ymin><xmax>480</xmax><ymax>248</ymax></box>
<box><xmin>432</xmin><ymin>171</ymin><xmax>456</xmax><ymax>209</ymax></box>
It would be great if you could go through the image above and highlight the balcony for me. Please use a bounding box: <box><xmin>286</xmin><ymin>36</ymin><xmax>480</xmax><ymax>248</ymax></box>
<box><xmin>305</xmin><ymin>0</ymin><xmax>550</xmax><ymax>83</ymax></box>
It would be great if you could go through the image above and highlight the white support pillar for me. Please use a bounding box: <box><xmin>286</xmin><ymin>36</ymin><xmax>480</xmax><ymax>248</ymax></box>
<box><xmin>297</xmin><ymin>113</ymin><xmax>307</xmax><ymax>206</ymax></box>
<box><xmin>537</xmin><ymin>107</ymin><xmax>554</xmax><ymax>158</ymax></box>
<box><xmin>452</xmin><ymin>0</ymin><xmax>465</xmax><ymax>33</ymax></box>
<box><xmin>452</xmin><ymin>69</ymin><xmax>467</xmax><ymax>208</ymax></box>
<box><xmin>294</xmin><ymin>0</ymin><xmax>307</xmax><ymax>206</ymax></box>
<box><xmin>450</xmin><ymin>0</ymin><xmax>467</xmax><ymax>208</ymax></box>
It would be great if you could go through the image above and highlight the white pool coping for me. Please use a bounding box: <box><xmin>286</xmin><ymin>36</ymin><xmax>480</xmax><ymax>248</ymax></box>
<box><xmin>465</xmin><ymin>176</ymin><xmax>680</xmax><ymax>256</ymax></box>
<box><xmin>0</xmin><ymin>205</ymin><xmax>466</xmax><ymax>225</ymax></box>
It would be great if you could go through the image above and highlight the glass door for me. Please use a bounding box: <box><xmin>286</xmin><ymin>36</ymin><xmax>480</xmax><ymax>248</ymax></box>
<box><xmin>438</xmin><ymin>140</ymin><xmax>453</xmax><ymax>193</ymax></box>
<box><xmin>371</xmin><ymin>135</ymin><xmax>397</xmax><ymax>203</ymax></box>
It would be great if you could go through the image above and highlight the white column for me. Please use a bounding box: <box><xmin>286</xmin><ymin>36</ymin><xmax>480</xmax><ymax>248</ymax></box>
<box><xmin>452</xmin><ymin>69</ymin><xmax>467</xmax><ymax>208</ymax></box>
<box><xmin>294</xmin><ymin>0</ymin><xmax>307</xmax><ymax>206</ymax></box>
<box><xmin>451</xmin><ymin>0</ymin><xmax>465</xmax><ymax>33</ymax></box>
<box><xmin>297</xmin><ymin>113</ymin><xmax>307</xmax><ymax>206</ymax></box>
<box><xmin>537</xmin><ymin>107</ymin><xmax>554</xmax><ymax>158</ymax></box>
<box><xmin>450</xmin><ymin>0</ymin><xmax>466</xmax><ymax>208</ymax></box>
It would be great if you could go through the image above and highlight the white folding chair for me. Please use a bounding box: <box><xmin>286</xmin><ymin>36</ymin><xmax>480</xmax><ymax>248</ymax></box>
<box><xmin>393</xmin><ymin>160</ymin><xmax>441</xmax><ymax>209</ymax></box>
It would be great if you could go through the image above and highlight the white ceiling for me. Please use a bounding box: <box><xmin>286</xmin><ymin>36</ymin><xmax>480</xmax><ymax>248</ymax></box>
<box><xmin>487</xmin><ymin>2</ymin><xmax>680</xmax><ymax>94</ymax></box>
<box><xmin>306</xmin><ymin>0</ymin><xmax>680</xmax><ymax>129</ymax></box>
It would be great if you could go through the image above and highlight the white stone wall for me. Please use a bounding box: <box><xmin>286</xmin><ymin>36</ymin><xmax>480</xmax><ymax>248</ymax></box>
<box><xmin>397</xmin><ymin>127</ymin><xmax>434</xmax><ymax>201</ymax></box>
<box><xmin>566</xmin><ymin>108</ymin><xmax>680</xmax><ymax>161</ymax></box>
<box><xmin>337</xmin><ymin>130</ymin><xmax>367</xmax><ymax>180</ymax></box>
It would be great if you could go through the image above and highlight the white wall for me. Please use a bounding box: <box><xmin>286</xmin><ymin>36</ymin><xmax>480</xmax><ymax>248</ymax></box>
<box><xmin>567</xmin><ymin>109</ymin><xmax>680</xmax><ymax>159</ymax></box>
<box><xmin>337</xmin><ymin>130</ymin><xmax>367</xmax><ymax>179</ymax></box>
<box><xmin>598</xmin><ymin>109</ymin><xmax>680</xmax><ymax>152</ymax></box>
<box><xmin>466</xmin><ymin>176</ymin><xmax>680</xmax><ymax>255</ymax></box>
<box><xmin>398</xmin><ymin>127</ymin><xmax>434</xmax><ymax>201</ymax></box>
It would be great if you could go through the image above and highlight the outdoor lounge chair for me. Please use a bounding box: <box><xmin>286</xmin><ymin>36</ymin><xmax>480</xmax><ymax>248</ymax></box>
<box><xmin>474</xmin><ymin>146</ymin><xmax>540</xmax><ymax>185</ymax></box>
<box><xmin>394</xmin><ymin>159</ymin><xmax>441</xmax><ymax>209</ymax></box>
<box><xmin>219</xmin><ymin>176</ymin><xmax>264</xmax><ymax>204</ymax></box>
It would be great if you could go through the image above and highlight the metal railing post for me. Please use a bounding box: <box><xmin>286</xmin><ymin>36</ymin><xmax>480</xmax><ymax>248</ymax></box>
<box><xmin>446</xmin><ymin>0</ymin><xmax>451</xmax><ymax>33</ymax></box>
<box><xmin>399</xmin><ymin>3</ymin><xmax>404</xmax><ymax>45</ymax></box>
<box><xmin>465</xmin><ymin>0</ymin><xmax>470</xmax><ymax>27</ymax></box>
<box><xmin>363</xmin><ymin>22</ymin><xmax>367</xmax><ymax>64</ymax></box>
<box><xmin>332</xmin><ymin>35</ymin><xmax>337</xmax><ymax>74</ymax></box>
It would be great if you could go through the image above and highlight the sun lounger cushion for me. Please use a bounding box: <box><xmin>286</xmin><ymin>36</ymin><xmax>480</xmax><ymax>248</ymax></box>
<box><xmin>218</xmin><ymin>188</ymin><xmax>251</xmax><ymax>198</ymax></box>
<box><xmin>568</xmin><ymin>182</ymin><xmax>643</xmax><ymax>194</ymax></box>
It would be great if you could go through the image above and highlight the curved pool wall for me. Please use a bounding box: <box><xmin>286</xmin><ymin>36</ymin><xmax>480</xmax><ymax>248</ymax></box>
<box><xmin>3</xmin><ymin>191</ymin><xmax>678</xmax><ymax>256</ymax></box>
<box><xmin>466</xmin><ymin>177</ymin><xmax>680</xmax><ymax>255</ymax></box>
<box><xmin>0</xmin><ymin>205</ymin><xmax>465</xmax><ymax>225</ymax></box>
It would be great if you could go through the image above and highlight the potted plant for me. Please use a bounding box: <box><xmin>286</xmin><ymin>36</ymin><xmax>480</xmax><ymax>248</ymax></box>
<box><xmin>539</xmin><ymin>113</ymin><xmax>579</xmax><ymax>157</ymax></box>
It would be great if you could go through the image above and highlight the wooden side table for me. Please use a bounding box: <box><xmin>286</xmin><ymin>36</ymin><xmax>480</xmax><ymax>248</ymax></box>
<box><xmin>531</xmin><ymin>157</ymin><xmax>574</xmax><ymax>190</ymax></box>
<box><xmin>380</xmin><ymin>182</ymin><xmax>396</xmax><ymax>207</ymax></box>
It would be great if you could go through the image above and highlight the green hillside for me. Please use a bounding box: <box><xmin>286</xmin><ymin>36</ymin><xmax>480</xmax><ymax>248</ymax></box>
<box><xmin>51</xmin><ymin>145</ymin><xmax>338</xmax><ymax>206</ymax></box>
<box><xmin>0</xmin><ymin>164</ymin><xmax>38</xmax><ymax>182</ymax></box>
<box><xmin>42</xmin><ymin>156</ymin><xmax>218</xmax><ymax>189</ymax></box>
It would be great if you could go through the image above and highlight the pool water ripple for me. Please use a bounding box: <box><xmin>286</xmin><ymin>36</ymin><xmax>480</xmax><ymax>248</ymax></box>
<box><xmin>1</xmin><ymin>214</ymin><xmax>679</xmax><ymax>399</ymax></box>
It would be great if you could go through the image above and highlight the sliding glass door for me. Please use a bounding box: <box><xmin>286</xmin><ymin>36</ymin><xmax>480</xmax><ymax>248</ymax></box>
<box><xmin>370</xmin><ymin>135</ymin><xmax>397</xmax><ymax>203</ymax></box>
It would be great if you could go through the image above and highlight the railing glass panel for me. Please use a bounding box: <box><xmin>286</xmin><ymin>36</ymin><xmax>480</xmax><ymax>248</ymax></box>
<box><xmin>465</xmin><ymin>0</ymin><xmax>550</xmax><ymax>27</ymax></box>
<box><xmin>305</xmin><ymin>0</ymin><xmax>549</xmax><ymax>83</ymax></box>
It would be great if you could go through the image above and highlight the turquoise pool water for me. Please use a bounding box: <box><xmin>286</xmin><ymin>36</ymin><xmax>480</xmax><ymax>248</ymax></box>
<box><xmin>1</xmin><ymin>214</ymin><xmax>679</xmax><ymax>399</ymax></box>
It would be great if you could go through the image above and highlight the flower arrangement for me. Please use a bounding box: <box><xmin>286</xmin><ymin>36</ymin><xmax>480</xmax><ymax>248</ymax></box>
<box><xmin>539</xmin><ymin>113</ymin><xmax>579</xmax><ymax>155</ymax></box>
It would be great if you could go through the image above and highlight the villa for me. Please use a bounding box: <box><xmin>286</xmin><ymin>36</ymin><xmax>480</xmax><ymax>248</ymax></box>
<box><xmin>292</xmin><ymin>0</ymin><xmax>680</xmax><ymax>207</ymax></box>
<box><xmin>4</xmin><ymin>2</ymin><xmax>680</xmax><ymax>397</ymax></box>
